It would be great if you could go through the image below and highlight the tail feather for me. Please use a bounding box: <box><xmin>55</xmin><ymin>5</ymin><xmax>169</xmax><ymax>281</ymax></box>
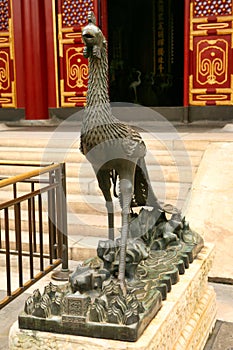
<box><xmin>132</xmin><ymin>157</ymin><xmax>161</xmax><ymax>209</ymax></box>
<box><xmin>112</xmin><ymin>157</ymin><xmax>162</xmax><ymax>210</ymax></box>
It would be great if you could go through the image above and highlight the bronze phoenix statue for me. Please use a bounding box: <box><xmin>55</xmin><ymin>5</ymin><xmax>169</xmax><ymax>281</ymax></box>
<box><xmin>80</xmin><ymin>12</ymin><xmax>166</xmax><ymax>294</ymax></box>
<box><xmin>19</xmin><ymin>13</ymin><xmax>204</xmax><ymax>341</ymax></box>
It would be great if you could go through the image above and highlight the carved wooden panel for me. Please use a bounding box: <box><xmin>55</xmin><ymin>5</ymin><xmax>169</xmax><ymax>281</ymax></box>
<box><xmin>193</xmin><ymin>0</ymin><xmax>232</xmax><ymax>17</ymax></box>
<box><xmin>189</xmin><ymin>0</ymin><xmax>233</xmax><ymax>105</ymax></box>
<box><xmin>0</xmin><ymin>0</ymin><xmax>15</xmax><ymax>107</ymax></box>
<box><xmin>57</xmin><ymin>0</ymin><xmax>97</xmax><ymax>107</ymax></box>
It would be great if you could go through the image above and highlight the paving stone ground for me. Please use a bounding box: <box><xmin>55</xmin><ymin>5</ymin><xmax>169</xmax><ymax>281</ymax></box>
<box><xmin>203</xmin><ymin>283</ymin><xmax>233</xmax><ymax>350</ymax></box>
<box><xmin>204</xmin><ymin>321</ymin><xmax>233</xmax><ymax>350</ymax></box>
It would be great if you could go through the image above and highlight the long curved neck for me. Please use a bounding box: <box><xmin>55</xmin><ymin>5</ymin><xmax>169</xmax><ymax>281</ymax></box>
<box><xmin>86</xmin><ymin>45</ymin><xmax>109</xmax><ymax>107</ymax></box>
<box><xmin>83</xmin><ymin>45</ymin><xmax>116</xmax><ymax>131</ymax></box>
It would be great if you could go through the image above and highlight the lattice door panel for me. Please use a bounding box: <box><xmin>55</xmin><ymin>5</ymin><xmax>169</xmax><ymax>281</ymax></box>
<box><xmin>189</xmin><ymin>0</ymin><xmax>233</xmax><ymax>105</ymax></box>
<box><xmin>0</xmin><ymin>0</ymin><xmax>16</xmax><ymax>107</ymax></box>
<box><xmin>57</xmin><ymin>0</ymin><xmax>98</xmax><ymax>107</ymax></box>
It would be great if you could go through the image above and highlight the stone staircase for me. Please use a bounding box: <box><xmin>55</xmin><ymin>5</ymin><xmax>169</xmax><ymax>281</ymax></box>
<box><xmin>0</xmin><ymin>130</ymin><xmax>206</xmax><ymax>246</ymax></box>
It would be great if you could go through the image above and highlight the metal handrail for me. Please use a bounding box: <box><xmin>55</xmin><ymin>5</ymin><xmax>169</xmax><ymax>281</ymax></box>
<box><xmin>0</xmin><ymin>162</ymin><xmax>69</xmax><ymax>309</ymax></box>
<box><xmin>0</xmin><ymin>160</ymin><xmax>52</xmax><ymax>166</ymax></box>
<box><xmin>0</xmin><ymin>163</ymin><xmax>59</xmax><ymax>188</ymax></box>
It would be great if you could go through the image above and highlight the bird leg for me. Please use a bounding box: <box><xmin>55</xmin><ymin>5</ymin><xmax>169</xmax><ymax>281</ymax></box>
<box><xmin>96</xmin><ymin>169</ymin><xmax>114</xmax><ymax>240</ymax></box>
<box><xmin>106</xmin><ymin>201</ymin><xmax>114</xmax><ymax>241</ymax></box>
<box><xmin>118</xmin><ymin>178</ymin><xmax>133</xmax><ymax>296</ymax></box>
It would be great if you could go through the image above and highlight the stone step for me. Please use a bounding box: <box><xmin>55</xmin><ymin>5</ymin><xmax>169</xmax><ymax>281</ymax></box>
<box><xmin>66</xmin><ymin>194</ymin><xmax>184</xmax><ymax>216</ymax></box>
<box><xmin>0</xmin><ymin>175</ymin><xmax>190</xmax><ymax>197</ymax></box>
<box><xmin>64</xmin><ymin>163</ymin><xmax>195</xmax><ymax>182</ymax></box>
<box><xmin>0</xmin><ymin>229</ymin><xmax>107</xmax><ymax>262</ymax></box>
<box><xmin>0</xmin><ymin>147</ymin><xmax>82</xmax><ymax>163</ymax></box>
<box><xmin>0</xmin><ymin>171</ymin><xmax>191</xmax><ymax>199</ymax></box>
<box><xmin>0</xmin><ymin>162</ymin><xmax>196</xmax><ymax>184</ymax></box>
<box><xmin>0</xmin><ymin>132</ymin><xmax>207</xmax><ymax>243</ymax></box>
<box><xmin>0</xmin><ymin>133</ymin><xmax>79</xmax><ymax>149</ymax></box>
<box><xmin>0</xmin><ymin>131</ymin><xmax>210</xmax><ymax>152</ymax></box>
<box><xmin>66</xmin><ymin>178</ymin><xmax>191</xmax><ymax>198</ymax></box>
<box><xmin>0</xmin><ymin>146</ymin><xmax>203</xmax><ymax>166</ymax></box>
<box><xmin>0</xmin><ymin>209</ymin><xmax>118</xmax><ymax>239</ymax></box>
<box><xmin>0</xmin><ymin>195</ymin><xmax>186</xmax><ymax>238</ymax></box>
<box><xmin>0</xmin><ymin>183</ymin><xmax>189</xmax><ymax>222</ymax></box>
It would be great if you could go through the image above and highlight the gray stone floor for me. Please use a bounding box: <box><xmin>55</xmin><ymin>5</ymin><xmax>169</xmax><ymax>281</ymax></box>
<box><xmin>203</xmin><ymin>283</ymin><xmax>233</xmax><ymax>350</ymax></box>
<box><xmin>0</xmin><ymin>292</ymin><xmax>30</xmax><ymax>350</ymax></box>
<box><xmin>204</xmin><ymin>321</ymin><xmax>233</xmax><ymax>350</ymax></box>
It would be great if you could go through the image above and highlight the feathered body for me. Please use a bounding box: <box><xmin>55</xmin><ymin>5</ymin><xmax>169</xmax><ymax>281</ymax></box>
<box><xmin>80</xmin><ymin>17</ymin><xmax>159</xmax><ymax>208</ymax></box>
<box><xmin>80</xmin><ymin>33</ymin><xmax>143</xmax><ymax>159</ymax></box>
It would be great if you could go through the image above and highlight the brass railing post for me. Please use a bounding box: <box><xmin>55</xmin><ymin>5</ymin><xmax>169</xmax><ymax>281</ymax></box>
<box><xmin>51</xmin><ymin>163</ymin><xmax>70</xmax><ymax>281</ymax></box>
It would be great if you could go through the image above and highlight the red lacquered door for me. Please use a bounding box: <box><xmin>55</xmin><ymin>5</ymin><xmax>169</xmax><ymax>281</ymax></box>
<box><xmin>186</xmin><ymin>0</ymin><xmax>233</xmax><ymax>106</ymax></box>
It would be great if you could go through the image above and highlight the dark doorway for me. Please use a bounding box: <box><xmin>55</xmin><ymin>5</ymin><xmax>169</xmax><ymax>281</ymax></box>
<box><xmin>107</xmin><ymin>0</ymin><xmax>184</xmax><ymax>106</ymax></box>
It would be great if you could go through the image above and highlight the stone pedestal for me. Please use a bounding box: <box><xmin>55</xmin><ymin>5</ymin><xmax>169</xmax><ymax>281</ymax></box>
<box><xmin>9</xmin><ymin>244</ymin><xmax>216</xmax><ymax>350</ymax></box>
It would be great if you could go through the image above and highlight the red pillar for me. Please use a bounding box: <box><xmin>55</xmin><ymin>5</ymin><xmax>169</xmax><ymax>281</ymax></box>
<box><xmin>22</xmin><ymin>0</ymin><xmax>49</xmax><ymax>120</ymax></box>
<box><xmin>183</xmin><ymin>0</ymin><xmax>190</xmax><ymax>107</ymax></box>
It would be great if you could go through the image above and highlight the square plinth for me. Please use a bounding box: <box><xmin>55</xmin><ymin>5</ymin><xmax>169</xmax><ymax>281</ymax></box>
<box><xmin>9</xmin><ymin>244</ymin><xmax>216</xmax><ymax>350</ymax></box>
